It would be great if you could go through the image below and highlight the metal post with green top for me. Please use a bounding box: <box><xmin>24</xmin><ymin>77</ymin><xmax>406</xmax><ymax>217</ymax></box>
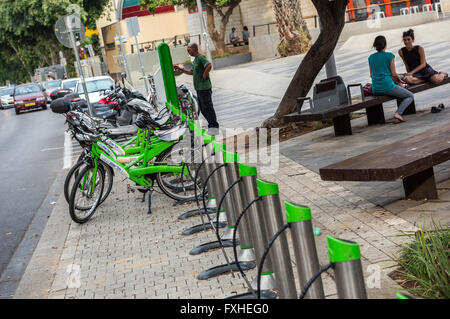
<box><xmin>257</xmin><ymin>179</ymin><xmax>297</xmax><ymax>299</ymax></box>
<box><xmin>223</xmin><ymin>152</ymin><xmax>256</xmax><ymax>263</ymax></box>
<box><xmin>178</xmin><ymin>125</ymin><xmax>216</xmax><ymax>220</ymax></box>
<box><xmin>181</xmin><ymin>140</ymin><xmax>227</xmax><ymax>235</ymax></box>
<box><xmin>286</xmin><ymin>201</ymin><xmax>324</xmax><ymax>299</ymax></box>
<box><xmin>238</xmin><ymin>163</ymin><xmax>276</xmax><ymax>292</ymax></box>
<box><xmin>157</xmin><ymin>42</ymin><xmax>179</xmax><ymax>114</ymax></box>
<box><xmin>196</xmin><ymin>149</ymin><xmax>255</xmax><ymax>280</ymax></box>
<box><xmin>327</xmin><ymin>236</ymin><xmax>367</xmax><ymax>299</ymax></box>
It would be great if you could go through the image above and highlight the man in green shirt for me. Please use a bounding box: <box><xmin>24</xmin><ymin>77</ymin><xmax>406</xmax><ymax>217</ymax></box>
<box><xmin>174</xmin><ymin>43</ymin><xmax>219</xmax><ymax>132</ymax></box>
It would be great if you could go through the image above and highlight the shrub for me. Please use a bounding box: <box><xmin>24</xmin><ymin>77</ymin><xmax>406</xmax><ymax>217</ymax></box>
<box><xmin>392</xmin><ymin>219</ymin><xmax>449</xmax><ymax>299</ymax></box>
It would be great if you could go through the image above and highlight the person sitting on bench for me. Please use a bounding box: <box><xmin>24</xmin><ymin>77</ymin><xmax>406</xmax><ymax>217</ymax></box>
<box><xmin>399</xmin><ymin>29</ymin><xmax>448</xmax><ymax>85</ymax></box>
<box><xmin>368</xmin><ymin>35</ymin><xmax>414</xmax><ymax>123</ymax></box>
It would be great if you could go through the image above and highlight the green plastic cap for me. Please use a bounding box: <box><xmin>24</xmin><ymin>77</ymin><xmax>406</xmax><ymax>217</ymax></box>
<box><xmin>327</xmin><ymin>236</ymin><xmax>361</xmax><ymax>263</ymax></box>
<box><xmin>256</xmin><ymin>179</ymin><xmax>279</xmax><ymax>197</ymax></box>
<box><xmin>238</xmin><ymin>163</ymin><xmax>257</xmax><ymax>177</ymax></box>
<box><xmin>203</xmin><ymin>134</ymin><xmax>215</xmax><ymax>144</ymax></box>
<box><xmin>223</xmin><ymin>151</ymin><xmax>239</xmax><ymax>163</ymax></box>
<box><xmin>285</xmin><ymin>201</ymin><xmax>312</xmax><ymax>223</ymax></box>
<box><xmin>212</xmin><ymin>141</ymin><xmax>226</xmax><ymax>153</ymax></box>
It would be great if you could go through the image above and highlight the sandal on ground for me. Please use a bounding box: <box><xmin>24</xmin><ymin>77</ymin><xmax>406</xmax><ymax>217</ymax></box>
<box><xmin>431</xmin><ymin>106</ymin><xmax>442</xmax><ymax>113</ymax></box>
<box><xmin>438</xmin><ymin>103</ymin><xmax>445</xmax><ymax>110</ymax></box>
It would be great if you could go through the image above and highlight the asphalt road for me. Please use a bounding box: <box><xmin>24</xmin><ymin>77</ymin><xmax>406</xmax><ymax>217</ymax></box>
<box><xmin>0</xmin><ymin>105</ymin><xmax>66</xmax><ymax>293</ymax></box>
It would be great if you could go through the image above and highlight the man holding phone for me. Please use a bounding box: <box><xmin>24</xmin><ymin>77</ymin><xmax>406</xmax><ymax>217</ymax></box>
<box><xmin>174</xmin><ymin>43</ymin><xmax>219</xmax><ymax>133</ymax></box>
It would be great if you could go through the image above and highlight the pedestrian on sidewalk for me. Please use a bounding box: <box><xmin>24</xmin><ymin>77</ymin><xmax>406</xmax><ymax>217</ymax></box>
<box><xmin>174</xmin><ymin>43</ymin><xmax>219</xmax><ymax>134</ymax></box>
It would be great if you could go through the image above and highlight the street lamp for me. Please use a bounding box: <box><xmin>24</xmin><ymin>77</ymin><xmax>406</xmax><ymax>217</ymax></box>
<box><xmin>112</xmin><ymin>0</ymin><xmax>133</xmax><ymax>84</ymax></box>
<box><xmin>195</xmin><ymin>0</ymin><xmax>212</xmax><ymax>65</ymax></box>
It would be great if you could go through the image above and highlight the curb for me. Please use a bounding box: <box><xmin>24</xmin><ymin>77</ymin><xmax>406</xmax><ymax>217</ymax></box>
<box><xmin>13</xmin><ymin>169</ymin><xmax>72</xmax><ymax>299</ymax></box>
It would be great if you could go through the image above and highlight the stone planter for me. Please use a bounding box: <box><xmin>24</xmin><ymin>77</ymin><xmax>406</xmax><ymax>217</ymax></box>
<box><xmin>212</xmin><ymin>52</ymin><xmax>252</xmax><ymax>69</ymax></box>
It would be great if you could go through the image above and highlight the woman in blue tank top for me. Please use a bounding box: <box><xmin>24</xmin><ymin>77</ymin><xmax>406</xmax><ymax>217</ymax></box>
<box><xmin>368</xmin><ymin>35</ymin><xmax>414</xmax><ymax>122</ymax></box>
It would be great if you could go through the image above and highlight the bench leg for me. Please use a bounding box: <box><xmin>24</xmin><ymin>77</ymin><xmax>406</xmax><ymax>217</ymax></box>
<box><xmin>397</xmin><ymin>99</ymin><xmax>416</xmax><ymax>115</ymax></box>
<box><xmin>366</xmin><ymin>104</ymin><xmax>385</xmax><ymax>125</ymax></box>
<box><xmin>402</xmin><ymin>167</ymin><xmax>438</xmax><ymax>200</ymax></box>
<box><xmin>333</xmin><ymin>114</ymin><xmax>352</xmax><ymax>136</ymax></box>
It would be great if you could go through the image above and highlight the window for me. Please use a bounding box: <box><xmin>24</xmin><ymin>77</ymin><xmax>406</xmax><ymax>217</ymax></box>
<box><xmin>77</xmin><ymin>79</ymin><xmax>114</xmax><ymax>94</ymax></box>
<box><xmin>15</xmin><ymin>85</ymin><xmax>41</xmax><ymax>96</ymax></box>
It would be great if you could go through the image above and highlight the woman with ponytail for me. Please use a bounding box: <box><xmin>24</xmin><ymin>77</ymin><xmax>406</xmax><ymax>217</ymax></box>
<box><xmin>399</xmin><ymin>29</ymin><xmax>448</xmax><ymax>85</ymax></box>
<box><xmin>368</xmin><ymin>35</ymin><xmax>414</xmax><ymax>122</ymax></box>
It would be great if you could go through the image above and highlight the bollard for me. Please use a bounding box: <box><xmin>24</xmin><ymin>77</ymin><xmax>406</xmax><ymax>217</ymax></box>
<box><xmin>178</xmin><ymin>128</ymin><xmax>216</xmax><ymax>220</ymax></box>
<box><xmin>196</xmin><ymin>150</ymin><xmax>255</xmax><ymax>280</ymax></box>
<box><xmin>328</xmin><ymin>236</ymin><xmax>367</xmax><ymax>299</ymax></box>
<box><xmin>257</xmin><ymin>179</ymin><xmax>297</xmax><ymax>299</ymax></box>
<box><xmin>238</xmin><ymin>164</ymin><xmax>276</xmax><ymax>292</ymax></box>
<box><xmin>223</xmin><ymin>152</ymin><xmax>255</xmax><ymax>262</ymax></box>
<box><xmin>286</xmin><ymin>201</ymin><xmax>325</xmax><ymax>299</ymax></box>
<box><xmin>188</xmin><ymin>142</ymin><xmax>237</xmax><ymax>252</ymax></box>
<box><xmin>181</xmin><ymin>140</ymin><xmax>227</xmax><ymax>235</ymax></box>
<box><xmin>224</xmin><ymin>164</ymin><xmax>277</xmax><ymax>299</ymax></box>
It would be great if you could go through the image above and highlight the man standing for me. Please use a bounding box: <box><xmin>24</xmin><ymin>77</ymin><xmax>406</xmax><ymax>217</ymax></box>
<box><xmin>174</xmin><ymin>43</ymin><xmax>219</xmax><ymax>133</ymax></box>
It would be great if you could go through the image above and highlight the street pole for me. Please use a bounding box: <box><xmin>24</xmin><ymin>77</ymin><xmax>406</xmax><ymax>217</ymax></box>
<box><xmin>319</xmin><ymin>17</ymin><xmax>337</xmax><ymax>78</ymax></box>
<box><xmin>134</xmin><ymin>35</ymin><xmax>149</xmax><ymax>96</ymax></box>
<box><xmin>66</xmin><ymin>15</ymin><xmax>93</xmax><ymax>117</ymax></box>
<box><xmin>195</xmin><ymin>0</ymin><xmax>212</xmax><ymax>64</ymax></box>
<box><xmin>112</xmin><ymin>0</ymin><xmax>133</xmax><ymax>84</ymax></box>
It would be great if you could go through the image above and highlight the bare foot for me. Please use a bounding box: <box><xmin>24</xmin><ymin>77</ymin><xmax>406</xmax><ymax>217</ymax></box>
<box><xmin>394</xmin><ymin>113</ymin><xmax>406</xmax><ymax>122</ymax></box>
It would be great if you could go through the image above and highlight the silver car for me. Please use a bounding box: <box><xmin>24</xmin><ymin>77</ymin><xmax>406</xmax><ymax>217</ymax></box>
<box><xmin>0</xmin><ymin>87</ymin><xmax>15</xmax><ymax>109</ymax></box>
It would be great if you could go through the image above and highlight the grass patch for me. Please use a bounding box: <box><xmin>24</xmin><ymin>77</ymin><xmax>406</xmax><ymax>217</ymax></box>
<box><xmin>390</xmin><ymin>219</ymin><xmax>449</xmax><ymax>299</ymax></box>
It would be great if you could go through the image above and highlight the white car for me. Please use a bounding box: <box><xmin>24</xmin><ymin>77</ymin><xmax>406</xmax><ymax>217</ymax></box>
<box><xmin>61</xmin><ymin>78</ymin><xmax>80</xmax><ymax>92</ymax></box>
<box><xmin>74</xmin><ymin>76</ymin><xmax>115</xmax><ymax>103</ymax></box>
<box><xmin>0</xmin><ymin>86</ymin><xmax>15</xmax><ymax>109</ymax></box>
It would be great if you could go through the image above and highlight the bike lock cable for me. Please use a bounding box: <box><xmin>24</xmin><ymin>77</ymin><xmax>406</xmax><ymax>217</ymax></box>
<box><xmin>232</xmin><ymin>196</ymin><xmax>262</xmax><ymax>298</ymax></box>
<box><xmin>215</xmin><ymin>176</ymin><xmax>242</xmax><ymax>242</ymax></box>
<box><xmin>257</xmin><ymin>223</ymin><xmax>291</xmax><ymax>299</ymax></box>
<box><xmin>194</xmin><ymin>151</ymin><xmax>213</xmax><ymax>208</ymax></box>
<box><xmin>299</xmin><ymin>262</ymin><xmax>334</xmax><ymax>299</ymax></box>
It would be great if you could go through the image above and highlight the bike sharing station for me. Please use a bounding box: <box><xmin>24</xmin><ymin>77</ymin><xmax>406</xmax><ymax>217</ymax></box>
<box><xmin>153</xmin><ymin>45</ymin><xmax>370</xmax><ymax>299</ymax></box>
<box><xmin>52</xmin><ymin>16</ymin><xmax>372</xmax><ymax>297</ymax></box>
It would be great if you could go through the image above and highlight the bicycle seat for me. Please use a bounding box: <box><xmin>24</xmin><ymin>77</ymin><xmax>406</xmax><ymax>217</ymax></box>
<box><xmin>154</xmin><ymin>124</ymin><xmax>186</xmax><ymax>142</ymax></box>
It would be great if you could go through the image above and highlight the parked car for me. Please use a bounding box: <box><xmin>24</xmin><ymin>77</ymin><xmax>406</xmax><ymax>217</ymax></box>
<box><xmin>42</xmin><ymin>79</ymin><xmax>62</xmax><ymax>102</ymax></box>
<box><xmin>47</xmin><ymin>78</ymin><xmax>80</xmax><ymax>100</ymax></box>
<box><xmin>61</xmin><ymin>78</ymin><xmax>80</xmax><ymax>91</ymax></box>
<box><xmin>0</xmin><ymin>87</ymin><xmax>15</xmax><ymax>109</ymax></box>
<box><xmin>74</xmin><ymin>76</ymin><xmax>115</xmax><ymax>104</ymax></box>
<box><xmin>13</xmin><ymin>83</ymin><xmax>47</xmax><ymax>114</ymax></box>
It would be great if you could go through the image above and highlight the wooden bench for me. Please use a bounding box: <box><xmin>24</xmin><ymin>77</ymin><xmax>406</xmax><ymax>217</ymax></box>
<box><xmin>283</xmin><ymin>77</ymin><xmax>450</xmax><ymax>136</ymax></box>
<box><xmin>226</xmin><ymin>40</ymin><xmax>248</xmax><ymax>47</ymax></box>
<box><xmin>319</xmin><ymin>123</ymin><xmax>450</xmax><ymax>200</ymax></box>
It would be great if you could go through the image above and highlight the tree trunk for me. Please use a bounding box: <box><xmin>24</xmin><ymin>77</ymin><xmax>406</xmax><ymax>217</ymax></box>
<box><xmin>204</xmin><ymin>0</ymin><xmax>241</xmax><ymax>56</ymax></box>
<box><xmin>262</xmin><ymin>0</ymin><xmax>349</xmax><ymax>128</ymax></box>
<box><xmin>8</xmin><ymin>40</ymin><xmax>33</xmax><ymax>79</ymax></box>
<box><xmin>272</xmin><ymin>0</ymin><xmax>312</xmax><ymax>57</ymax></box>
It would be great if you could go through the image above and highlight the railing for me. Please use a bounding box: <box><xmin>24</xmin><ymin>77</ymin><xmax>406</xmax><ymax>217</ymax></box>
<box><xmin>252</xmin><ymin>15</ymin><xmax>319</xmax><ymax>37</ymax></box>
<box><xmin>130</xmin><ymin>33</ymin><xmax>202</xmax><ymax>54</ymax></box>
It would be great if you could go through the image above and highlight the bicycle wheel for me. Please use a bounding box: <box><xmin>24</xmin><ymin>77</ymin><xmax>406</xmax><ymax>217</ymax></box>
<box><xmin>64</xmin><ymin>160</ymin><xmax>114</xmax><ymax>206</ymax></box>
<box><xmin>155</xmin><ymin>147</ymin><xmax>202</xmax><ymax>201</ymax></box>
<box><xmin>68</xmin><ymin>163</ymin><xmax>105</xmax><ymax>224</ymax></box>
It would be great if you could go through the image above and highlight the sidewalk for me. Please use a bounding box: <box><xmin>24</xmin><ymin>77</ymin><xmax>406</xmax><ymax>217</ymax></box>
<box><xmin>15</xmin><ymin>151</ymin><xmax>426</xmax><ymax>299</ymax></box>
